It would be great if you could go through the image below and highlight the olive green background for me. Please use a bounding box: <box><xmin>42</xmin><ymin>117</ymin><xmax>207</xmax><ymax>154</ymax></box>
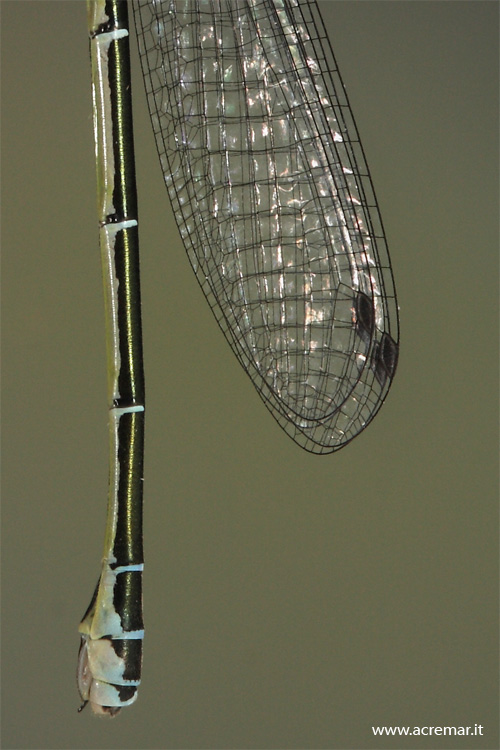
<box><xmin>2</xmin><ymin>1</ymin><xmax>498</xmax><ymax>748</ymax></box>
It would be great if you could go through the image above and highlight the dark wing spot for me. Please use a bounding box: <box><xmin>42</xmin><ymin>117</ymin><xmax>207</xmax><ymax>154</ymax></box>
<box><xmin>372</xmin><ymin>333</ymin><xmax>399</xmax><ymax>387</ymax></box>
<box><xmin>355</xmin><ymin>291</ymin><xmax>374</xmax><ymax>346</ymax></box>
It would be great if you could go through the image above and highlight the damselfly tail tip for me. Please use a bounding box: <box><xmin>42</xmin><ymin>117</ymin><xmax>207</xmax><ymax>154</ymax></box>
<box><xmin>77</xmin><ymin>635</ymin><xmax>126</xmax><ymax>717</ymax></box>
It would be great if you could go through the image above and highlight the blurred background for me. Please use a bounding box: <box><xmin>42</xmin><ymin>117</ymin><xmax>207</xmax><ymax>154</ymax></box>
<box><xmin>2</xmin><ymin>1</ymin><xmax>498</xmax><ymax>748</ymax></box>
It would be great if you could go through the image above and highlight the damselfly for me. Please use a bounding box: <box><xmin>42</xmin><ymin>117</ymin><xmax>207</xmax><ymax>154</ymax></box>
<box><xmin>77</xmin><ymin>0</ymin><xmax>399</xmax><ymax>716</ymax></box>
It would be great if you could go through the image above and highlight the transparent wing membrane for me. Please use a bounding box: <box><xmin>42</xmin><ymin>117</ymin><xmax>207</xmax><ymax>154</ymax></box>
<box><xmin>134</xmin><ymin>0</ymin><xmax>399</xmax><ymax>453</ymax></box>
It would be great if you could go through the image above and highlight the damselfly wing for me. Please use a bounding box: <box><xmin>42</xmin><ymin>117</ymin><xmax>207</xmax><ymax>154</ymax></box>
<box><xmin>134</xmin><ymin>0</ymin><xmax>399</xmax><ymax>454</ymax></box>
